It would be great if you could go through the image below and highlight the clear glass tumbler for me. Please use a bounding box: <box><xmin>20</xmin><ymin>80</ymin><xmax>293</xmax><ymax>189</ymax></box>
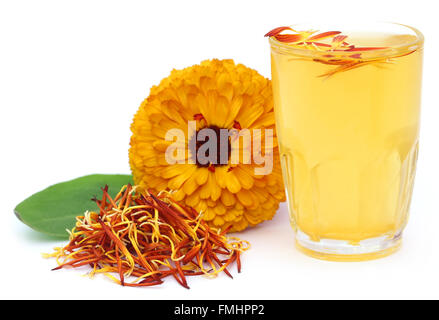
<box><xmin>269</xmin><ymin>22</ymin><xmax>424</xmax><ymax>261</ymax></box>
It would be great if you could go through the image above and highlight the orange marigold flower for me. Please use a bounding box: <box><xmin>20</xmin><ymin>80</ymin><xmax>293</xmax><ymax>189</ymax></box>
<box><xmin>129</xmin><ymin>59</ymin><xmax>285</xmax><ymax>232</ymax></box>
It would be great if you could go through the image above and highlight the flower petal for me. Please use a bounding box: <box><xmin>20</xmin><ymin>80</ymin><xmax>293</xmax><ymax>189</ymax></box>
<box><xmin>307</xmin><ymin>31</ymin><xmax>341</xmax><ymax>41</ymax></box>
<box><xmin>213</xmin><ymin>215</ymin><xmax>224</xmax><ymax>226</ymax></box>
<box><xmin>233</xmin><ymin>166</ymin><xmax>254</xmax><ymax>190</ymax></box>
<box><xmin>220</xmin><ymin>189</ymin><xmax>236</xmax><ymax>207</ymax></box>
<box><xmin>167</xmin><ymin>165</ymin><xmax>197</xmax><ymax>189</ymax></box>
<box><xmin>226</xmin><ymin>171</ymin><xmax>241</xmax><ymax>194</ymax></box>
<box><xmin>203</xmin><ymin>207</ymin><xmax>216</xmax><ymax>221</ymax></box>
<box><xmin>182</xmin><ymin>173</ymin><xmax>199</xmax><ymax>195</ymax></box>
<box><xmin>224</xmin><ymin>95</ymin><xmax>243</xmax><ymax>128</ymax></box>
<box><xmin>214</xmin><ymin>166</ymin><xmax>228</xmax><ymax>188</ymax></box>
<box><xmin>194</xmin><ymin>167</ymin><xmax>209</xmax><ymax>185</ymax></box>
<box><xmin>161</xmin><ymin>164</ymin><xmax>187</xmax><ymax>179</ymax></box>
<box><xmin>275</xmin><ymin>33</ymin><xmax>305</xmax><ymax>43</ymax></box>
<box><xmin>264</xmin><ymin>26</ymin><xmax>293</xmax><ymax>37</ymax></box>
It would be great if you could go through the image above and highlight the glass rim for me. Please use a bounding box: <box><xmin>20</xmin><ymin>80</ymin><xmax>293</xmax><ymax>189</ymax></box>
<box><xmin>268</xmin><ymin>22</ymin><xmax>424</xmax><ymax>59</ymax></box>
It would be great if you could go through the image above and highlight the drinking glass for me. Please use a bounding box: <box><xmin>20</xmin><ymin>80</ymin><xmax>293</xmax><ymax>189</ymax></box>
<box><xmin>269</xmin><ymin>22</ymin><xmax>424</xmax><ymax>261</ymax></box>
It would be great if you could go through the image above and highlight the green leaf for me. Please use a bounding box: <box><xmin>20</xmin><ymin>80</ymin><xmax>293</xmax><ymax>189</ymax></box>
<box><xmin>14</xmin><ymin>174</ymin><xmax>134</xmax><ymax>238</ymax></box>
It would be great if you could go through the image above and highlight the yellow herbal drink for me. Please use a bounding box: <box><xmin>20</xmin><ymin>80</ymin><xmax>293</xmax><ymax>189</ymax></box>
<box><xmin>269</xmin><ymin>23</ymin><xmax>424</xmax><ymax>261</ymax></box>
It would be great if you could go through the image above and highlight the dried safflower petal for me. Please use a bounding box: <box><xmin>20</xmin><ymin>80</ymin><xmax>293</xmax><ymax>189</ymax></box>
<box><xmin>45</xmin><ymin>185</ymin><xmax>250</xmax><ymax>288</ymax></box>
<box><xmin>264</xmin><ymin>26</ymin><xmax>294</xmax><ymax>37</ymax></box>
<box><xmin>265</xmin><ymin>25</ymin><xmax>406</xmax><ymax>77</ymax></box>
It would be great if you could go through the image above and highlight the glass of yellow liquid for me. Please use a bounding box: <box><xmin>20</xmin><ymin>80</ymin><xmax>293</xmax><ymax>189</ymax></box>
<box><xmin>268</xmin><ymin>22</ymin><xmax>424</xmax><ymax>261</ymax></box>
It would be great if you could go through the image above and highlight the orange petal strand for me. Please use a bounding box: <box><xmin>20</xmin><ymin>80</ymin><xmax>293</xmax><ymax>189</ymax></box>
<box><xmin>332</xmin><ymin>35</ymin><xmax>348</xmax><ymax>43</ymax></box>
<box><xmin>346</xmin><ymin>47</ymin><xmax>388</xmax><ymax>52</ymax></box>
<box><xmin>318</xmin><ymin>62</ymin><xmax>369</xmax><ymax>78</ymax></box>
<box><xmin>305</xmin><ymin>42</ymin><xmax>332</xmax><ymax>48</ymax></box>
<box><xmin>307</xmin><ymin>31</ymin><xmax>341</xmax><ymax>41</ymax></box>
<box><xmin>274</xmin><ymin>33</ymin><xmax>305</xmax><ymax>43</ymax></box>
<box><xmin>264</xmin><ymin>26</ymin><xmax>293</xmax><ymax>37</ymax></box>
<box><xmin>314</xmin><ymin>59</ymin><xmax>355</xmax><ymax>65</ymax></box>
<box><xmin>349</xmin><ymin>53</ymin><xmax>362</xmax><ymax>59</ymax></box>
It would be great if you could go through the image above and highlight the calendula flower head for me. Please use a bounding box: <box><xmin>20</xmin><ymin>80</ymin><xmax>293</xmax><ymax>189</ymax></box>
<box><xmin>129</xmin><ymin>59</ymin><xmax>285</xmax><ymax>232</ymax></box>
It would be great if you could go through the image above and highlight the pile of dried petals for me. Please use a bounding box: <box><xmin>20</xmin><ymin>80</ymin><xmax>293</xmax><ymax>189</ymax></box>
<box><xmin>44</xmin><ymin>185</ymin><xmax>250</xmax><ymax>288</ymax></box>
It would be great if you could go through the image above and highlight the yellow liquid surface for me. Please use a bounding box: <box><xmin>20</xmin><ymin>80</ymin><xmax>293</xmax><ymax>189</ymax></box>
<box><xmin>271</xmin><ymin>34</ymin><xmax>423</xmax><ymax>243</ymax></box>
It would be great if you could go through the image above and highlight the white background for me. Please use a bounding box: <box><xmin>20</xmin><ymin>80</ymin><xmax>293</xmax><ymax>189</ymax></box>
<box><xmin>1</xmin><ymin>0</ymin><xmax>438</xmax><ymax>300</ymax></box>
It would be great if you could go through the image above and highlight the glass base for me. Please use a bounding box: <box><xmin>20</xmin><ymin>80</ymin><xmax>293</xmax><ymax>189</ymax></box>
<box><xmin>295</xmin><ymin>229</ymin><xmax>402</xmax><ymax>262</ymax></box>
